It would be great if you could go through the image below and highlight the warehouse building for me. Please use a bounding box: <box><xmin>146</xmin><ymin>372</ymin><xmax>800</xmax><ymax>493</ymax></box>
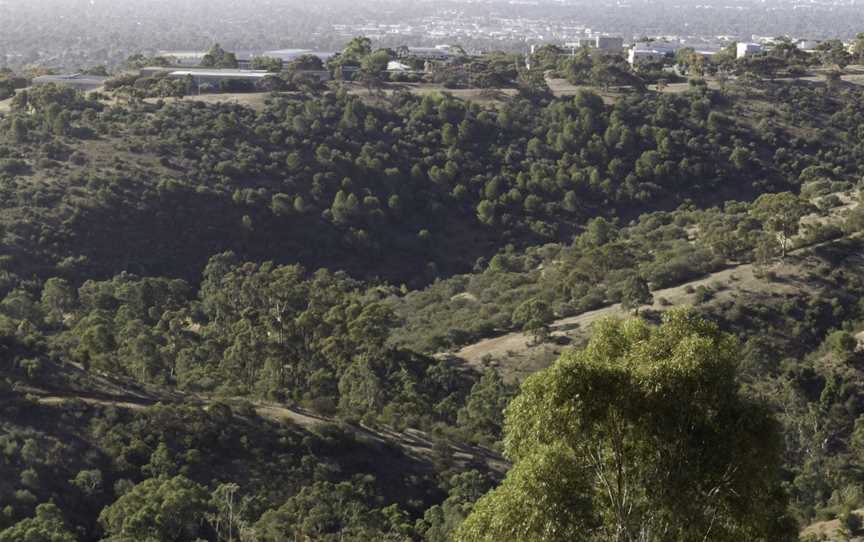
<box><xmin>165</xmin><ymin>69</ymin><xmax>269</xmax><ymax>87</ymax></box>
<box><xmin>566</xmin><ymin>36</ymin><xmax>625</xmax><ymax>54</ymax></box>
<box><xmin>261</xmin><ymin>49</ymin><xmax>335</xmax><ymax>63</ymax></box>
<box><xmin>32</xmin><ymin>73</ymin><xmax>108</xmax><ymax>91</ymax></box>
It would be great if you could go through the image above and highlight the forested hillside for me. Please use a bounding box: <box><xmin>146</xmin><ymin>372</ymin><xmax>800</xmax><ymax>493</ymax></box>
<box><xmin>1</xmin><ymin>79</ymin><xmax>856</xmax><ymax>288</ymax></box>
<box><xmin>2</xmin><ymin>67</ymin><xmax>864</xmax><ymax>541</ymax></box>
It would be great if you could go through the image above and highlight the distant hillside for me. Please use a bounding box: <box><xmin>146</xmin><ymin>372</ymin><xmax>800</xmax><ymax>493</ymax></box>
<box><xmin>0</xmin><ymin>79</ymin><xmax>860</xmax><ymax>291</ymax></box>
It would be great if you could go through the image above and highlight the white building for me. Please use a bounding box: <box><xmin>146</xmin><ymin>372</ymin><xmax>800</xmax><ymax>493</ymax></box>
<box><xmin>261</xmin><ymin>49</ymin><xmax>335</xmax><ymax>63</ymax></box>
<box><xmin>795</xmin><ymin>40</ymin><xmax>822</xmax><ymax>53</ymax></box>
<box><xmin>166</xmin><ymin>69</ymin><xmax>270</xmax><ymax>89</ymax></box>
<box><xmin>628</xmin><ymin>47</ymin><xmax>666</xmax><ymax>66</ymax></box>
<box><xmin>387</xmin><ymin>60</ymin><xmax>413</xmax><ymax>72</ymax></box>
<box><xmin>736</xmin><ymin>43</ymin><xmax>763</xmax><ymax>59</ymax></box>
<box><xmin>157</xmin><ymin>51</ymin><xmax>207</xmax><ymax>66</ymax></box>
<box><xmin>396</xmin><ymin>46</ymin><xmax>456</xmax><ymax>61</ymax></box>
<box><xmin>632</xmin><ymin>41</ymin><xmax>679</xmax><ymax>54</ymax></box>
<box><xmin>565</xmin><ymin>36</ymin><xmax>624</xmax><ymax>54</ymax></box>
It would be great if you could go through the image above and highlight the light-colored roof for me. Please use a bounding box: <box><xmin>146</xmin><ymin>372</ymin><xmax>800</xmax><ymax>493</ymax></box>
<box><xmin>406</xmin><ymin>47</ymin><xmax>452</xmax><ymax>55</ymax></box>
<box><xmin>264</xmin><ymin>49</ymin><xmax>312</xmax><ymax>55</ymax></box>
<box><xmin>262</xmin><ymin>50</ymin><xmax>336</xmax><ymax>62</ymax></box>
<box><xmin>158</xmin><ymin>51</ymin><xmax>207</xmax><ymax>58</ymax></box>
<box><xmin>387</xmin><ymin>60</ymin><xmax>413</xmax><ymax>71</ymax></box>
<box><xmin>169</xmin><ymin>69</ymin><xmax>269</xmax><ymax>78</ymax></box>
<box><xmin>33</xmin><ymin>73</ymin><xmax>108</xmax><ymax>83</ymax></box>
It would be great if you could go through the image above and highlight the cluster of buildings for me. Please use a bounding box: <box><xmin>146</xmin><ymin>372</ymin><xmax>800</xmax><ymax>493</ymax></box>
<box><xmin>131</xmin><ymin>45</ymin><xmax>469</xmax><ymax>90</ymax></box>
<box><xmin>624</xmin><ymin>35</ymin><xmax>859</xmax><ymax>67</ymax></box>
<box><xmin>564</xmin><ymin>36</ymin><xmax>625</xmax><ymax>55</ymax></box>
<box><xmin>138</xmin><ymin>67</ymin><xmax>273</xmax><ymax>89</ymax></box>
<box><xmin>156</xmin><ymin>48</ymin><xmax>336</xmax><ymax>69</ymax></box>
<box><xmin>27</xmin><ymin>32</ymin><xmax>863</xmax><ymax>94</ymax></box>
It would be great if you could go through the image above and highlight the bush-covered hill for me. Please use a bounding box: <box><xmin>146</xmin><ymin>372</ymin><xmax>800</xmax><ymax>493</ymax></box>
<box><xmin>0</xmin><ymin>383</ymin><xmax>502</xmax><ymax>542</ymax></box>
<box><xmin>1</xmin><ymin>80</ymin><xmax>860</xmax><ymax>290</ymax></box>
<box><xmin>2</xmin><ymin>75</ymin><xmax>864</xmax><ymax>540</ymax></box>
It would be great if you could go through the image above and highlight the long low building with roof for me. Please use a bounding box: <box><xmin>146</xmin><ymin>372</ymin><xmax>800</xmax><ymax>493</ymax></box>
<box><xmin>396</xmin><ymin>46</ymin><xmax>460</xmax><ymax>61</ymax></box>
<box><xmin>261</xmin><ymin>49</ymin><xmax>335</xmax><ymax>63</ymax></box>
<box><xmin>165</xmin><ymin>69</ymin><xmax>270</xmax><ymax>86</ymax></box>
<box><xmin>157</xmin><ymin>50</ymin><xmax>254</xmax><ymax>69</ymax></box>
<box><xmin>32</xmin><ymin>73</ymin><xmax>108</xmax><ymax>91</ymax></box>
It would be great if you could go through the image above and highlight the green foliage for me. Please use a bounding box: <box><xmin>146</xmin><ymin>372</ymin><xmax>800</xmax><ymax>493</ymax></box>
<box><xmin>840</xmin><ymin>507</ymin><xmax>862</xmax><ymax>537</ymax></box>
<box><xmin>2</xmin><ymin>60</ymin><xmax>864</xmax><ymax>542</ymax></box>
<box><xmin>361</xmin><ymin>50</ymin><xmax>392</xmax><ymax>76</ymax></box>
<box><xmin>751</xmin><ymin>192</ymin><xmax>813</xmax><ymax>258</ymax></box>
<box><xmin>255</xmin><ymin>478</ymin><xmax>413</xmax><ymax>541</ymax></box>
<box><xmin>417</xmin><ymin>471</ymin><xmax>496</xmax><ymax>542</ymax></box>
<box><xmin>98</xmin><ymin>475</ymin><xmax>213</xmax><ymax>542</ymax></box>
<box><xmin>200</xmin><ymin>44</ymin><xmax>239</xmax><ymax>69</ymax></box>
<box><xmin>251</xmin><ymin>56</ymin><xmax>284</xmax><ymax>72</ymax></box>
<box><xmin>456</xmin><ymin>369</ymin><xmax>513</xmax><ymax>445</ymax></box>
<box><xmin>816</xmin><ymin>40</ymin><xmax>852</xmax><ymax>69</ymax></box>
<box><xmin>457</xmin><ymin>309</ymin><xmax>797</xmax><ymax>542</ymax></box>
<box><xmin>0</xmin><ymin>503</ymin><xmax>76</xmax><ymax>542</ymax></box>
<box><xmin>0</xmin><ymin>78</ymin><xmax>15</xmax><ymax>101</ymax></box>
<box><xmin>620</xmin><ymin>275</ymin><xmax>652</xmax><ymax>312</ymax></box>
<box><xmin>0</xmin><ymin>76</ymin><xmax>855</xmax><ymax>295</ymax></box>
<box><xmin>825</xmin><ymin>330</ymin><xmax>858</xmax><ymax>362</ymax></box>
<box><xmin>70</xmin><ymin>469</ymin><xmax>103</xmax><ymax>497</ymax></box>
<box><xmin>511</xmin><ymin>299</ymin><xmax>553</xmax><ymax>344</ymax></box>
<box><xmin>38</xmin><ymin>257</ymin><xmax>467</xmax><ymax>428</ymax></box>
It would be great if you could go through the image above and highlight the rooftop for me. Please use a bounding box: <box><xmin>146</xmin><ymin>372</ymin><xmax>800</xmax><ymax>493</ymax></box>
<box><xmin>406</xmin><ymin>46</ymin><xmax>453</xmax><ymax>54</ymax></box>
<box><xmin>262</xmin><ymin>50</ymin><xmax>336</xmax><ymax>61</ymax></box>
<box><xmin>33</xmin><ymin>73</ymin><xmax>108</xmax><ymax>83</ymax></box>
<box><xmin>169</xmin><ymin>69</ymin><xmax>269</xmax><ymax>78</ymax></box>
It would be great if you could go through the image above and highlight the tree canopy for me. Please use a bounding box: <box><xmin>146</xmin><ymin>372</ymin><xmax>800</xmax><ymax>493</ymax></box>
<box><xmin>457</xmin><ymin>309</ymin><xmax>796</xmax><ymax>542</ymax></box>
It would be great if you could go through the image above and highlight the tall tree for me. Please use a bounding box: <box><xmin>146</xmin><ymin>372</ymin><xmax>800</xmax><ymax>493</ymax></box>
<box><xmin>201</xmin><ymin>43</ymin><xmax>239</xmax><ymax>69</ymax></box>
<box><xmin>511</xmin><ymin>299</ymin><xmax>553</xmax><ymax>344</ymax></box>
<box><xmin>620</xmin><ymin>275</ymin><xmax>652</xmax><ymax>314</ymax></box>
<box><xmin>750</xmin><ymin>191</ymin><xmax>812</xmax><ymax>259</ymax></box>
<box><xmin>852</xmin><ymin>32</ymin><xmax>864</xmax><ymax>62</ymax></box>
<box><xmin>456</xmin><ymin>309</ymin><xmax>797</xmax><ymax>542</ymax></box>
<box><xmin>98</xmin><ymin>475</ymin><xmax>213</xmax><ymax>542</ymax></box>
<box><xmin>816</xmin><ymin>40</ymin><xmax>852</xmax><ymax>70</ymax></box>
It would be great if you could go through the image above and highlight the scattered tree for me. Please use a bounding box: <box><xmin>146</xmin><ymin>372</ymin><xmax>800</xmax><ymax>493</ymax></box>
<box><xmin>750</xmin><ymin>192</ymin><xmax>812</xmax><ymax>259</ymax></box>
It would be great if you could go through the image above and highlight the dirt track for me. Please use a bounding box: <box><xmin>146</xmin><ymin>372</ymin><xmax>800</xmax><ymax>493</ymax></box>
<box><xmin>454</xmin><ymin>191</ymin><xmax>860</xmax><ymax>375</ymax></box>
<box><xmin>455</xmin><ymin>262</ymin><xmax>760</xmax><ymax>367</ymax></box>
<box><xmin>25</xmin><ymin>385</ymin><xmax>507</xmax><ymax>472</ymax></box>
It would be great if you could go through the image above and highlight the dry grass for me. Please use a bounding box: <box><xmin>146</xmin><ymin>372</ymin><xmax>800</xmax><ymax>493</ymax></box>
<box><xmin>453</xmin><ymin>259</ymin><xmax>779</xmax><ymax>382</ymax></box>
<box><xmin>0</xmin><ymin>94</ymin><xmax>14</xmax><ymax>114</ymax></box>
<box><xmin>802</xmin><ymin>510</ymin><xmax>864</xmax><ymax>541</ymax></box>
<box><xmin>144</xmin><ymin>92</ymin><xmax>273</xmax><ymax>111</ymax></box>
<box><xmin>451</xmin><ymin>191</ymin><xmax>860</xmax><ymax>383</ymax></box>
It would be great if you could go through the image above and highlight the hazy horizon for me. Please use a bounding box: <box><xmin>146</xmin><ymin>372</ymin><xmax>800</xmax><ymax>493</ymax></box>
<box><xmin>1</xmin><ymin>0</ymin><xmax>862</xmax><ymax>69</ymax></box>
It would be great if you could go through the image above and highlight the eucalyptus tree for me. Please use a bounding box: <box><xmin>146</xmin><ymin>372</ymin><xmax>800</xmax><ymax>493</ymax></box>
<box><xmin>457</xmin><ymin>309</ymin><xmax>796</xmax><ymax>542</ymax></box>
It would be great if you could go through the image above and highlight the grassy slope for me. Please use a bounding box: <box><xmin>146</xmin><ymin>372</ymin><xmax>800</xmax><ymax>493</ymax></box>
<box><xmin>803</xmin><ymin>511</ymin><xmax>864</xmax><ymax>541</ymax></box>
<box><xmin>442</xmin><ymin>190</ymin><xmax>859</xmax><ymax>382</ymax></box>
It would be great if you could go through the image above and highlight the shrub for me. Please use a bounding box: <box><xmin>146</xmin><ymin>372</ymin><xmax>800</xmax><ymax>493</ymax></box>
<box><xmin>693</xmin><ymin>285</ymin><xmax>713</xmax><ymax>304</ymax></box>
<box><xmin>840</xmin><ymin>507</ymin><xmax>862</xmax><ymax>536</ymax></box>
